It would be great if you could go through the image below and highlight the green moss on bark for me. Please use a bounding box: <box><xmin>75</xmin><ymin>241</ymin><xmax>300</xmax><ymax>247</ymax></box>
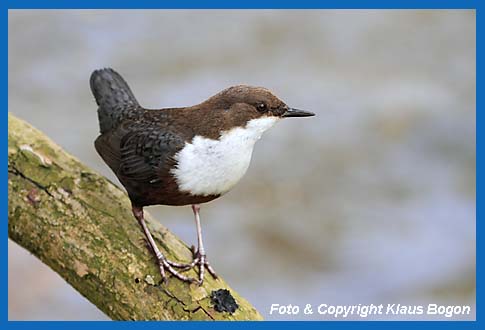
<box><xmin>8</xmin><ymin>113</ymin><xmax>263</xmax><ymax>321</ymax></box>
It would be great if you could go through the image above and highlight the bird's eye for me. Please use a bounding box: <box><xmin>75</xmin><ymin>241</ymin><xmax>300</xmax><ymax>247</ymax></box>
<box><xmin>257</xmin><ymin>103</ymin><xmax>267</xmax><ymax>112</ymax></box>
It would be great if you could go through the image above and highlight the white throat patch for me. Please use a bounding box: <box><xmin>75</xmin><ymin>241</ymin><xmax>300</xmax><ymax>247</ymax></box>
<box><xmin>171</xmin><ymin>116</ymin><xmax>279</xmax><ymax>196</ymax></box>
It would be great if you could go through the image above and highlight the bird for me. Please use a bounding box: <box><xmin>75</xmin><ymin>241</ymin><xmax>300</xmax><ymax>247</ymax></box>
<box><xmin>90</xmin><ymin>68</ymin><xmax>314</xmax><ymax>285</ymax></box>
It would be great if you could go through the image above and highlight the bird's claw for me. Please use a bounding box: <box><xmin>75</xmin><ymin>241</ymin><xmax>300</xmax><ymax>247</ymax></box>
<box><xmin>154</xmin><ymin>249</ymin><xmax>217</xmax><ymax>285</ymax></box>
<box><xmin>155</xmin><ymin>252</ymin><xmax>195</xmax><ymax>284</ymax></box>
<box><xmin>189</xmin><ymin>245</ymin><xmax>218</xmax><ymax>285</ymax></box>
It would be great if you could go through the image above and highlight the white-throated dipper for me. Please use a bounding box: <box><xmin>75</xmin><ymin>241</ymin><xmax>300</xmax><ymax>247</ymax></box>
<box><xmin>90</xmin><ymin>68</ymin><xmax>314</xmax><ymax>285</ymax></box>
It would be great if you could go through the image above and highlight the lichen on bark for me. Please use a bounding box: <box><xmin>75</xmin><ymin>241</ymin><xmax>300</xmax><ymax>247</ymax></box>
<box><xmin>8</xmin><ymin>113</ymin><xmax>263</xmax><ymax>321</ymax></box>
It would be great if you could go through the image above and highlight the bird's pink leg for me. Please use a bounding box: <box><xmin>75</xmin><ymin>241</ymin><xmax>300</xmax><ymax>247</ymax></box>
<box><xmin>188</xmin><ymin>204</ymin><xmax>218</xmax><ymax>285</ymax></box>
<box><xmin>132</xmin><ymin>206</ymin><xmax>196</xmax><ymax>284</ymax></box>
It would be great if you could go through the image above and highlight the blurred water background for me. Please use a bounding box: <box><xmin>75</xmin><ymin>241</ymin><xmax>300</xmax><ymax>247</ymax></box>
<box><xmin>8</xmin><ymin>10</ymin><xmax>475</xmax><ymax>320</ymax></box>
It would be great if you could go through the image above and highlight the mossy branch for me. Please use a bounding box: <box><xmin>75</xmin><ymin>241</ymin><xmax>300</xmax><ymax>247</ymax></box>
<box><xmin>8</xmin><ymin>113</ymin><xmax>262</xmax><ymax>321</ymax></box>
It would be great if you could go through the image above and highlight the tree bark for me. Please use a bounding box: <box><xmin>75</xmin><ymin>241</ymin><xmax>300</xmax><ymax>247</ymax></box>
<box><xmin>8</xmin><ymin>113</ymin><xmax>263</xmax><ymax>321</ymax></box>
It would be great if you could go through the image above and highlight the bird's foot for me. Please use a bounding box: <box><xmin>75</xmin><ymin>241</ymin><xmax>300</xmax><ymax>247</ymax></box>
<box><xmin>145</xmin><ymin>239</ymin><xmax>217</xmax><ymax>285</ymax></box>
<box><xmin>187</xmin><ymin>245</ymin><xmax>218</xmax><ymax>285</ymax></box>
<box><xmin>154</xmin><ymin>251</ymin><xmax>198</xmax><ymax>284</ymax></box>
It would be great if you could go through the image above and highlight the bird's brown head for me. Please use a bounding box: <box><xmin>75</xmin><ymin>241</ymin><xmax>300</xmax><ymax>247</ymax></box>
<box><xmin>200</xmin><ymin>85</ymin><xmax>314</xmax><ymax>132</ymax></box>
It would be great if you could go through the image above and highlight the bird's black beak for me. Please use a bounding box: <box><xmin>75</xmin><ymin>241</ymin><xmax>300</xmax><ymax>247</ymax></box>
<box><xmin>282</xmin><ymin>108</ymin><xmax>315</xmax><ymax>118</ymax></box>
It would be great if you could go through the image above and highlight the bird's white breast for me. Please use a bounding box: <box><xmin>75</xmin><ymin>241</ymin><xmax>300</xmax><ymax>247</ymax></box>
<box><xmin>171</xmin><ymin>116</ymin><xmax>279</xmax><ymax>196</ymax></box>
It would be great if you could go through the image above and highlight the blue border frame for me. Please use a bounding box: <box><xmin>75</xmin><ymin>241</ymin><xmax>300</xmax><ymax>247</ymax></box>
<box><xmin>4</xmin><ymin>1</ymin><xmax>480</xmax><ymax>328</ymax></box>
<box><xmin>1</xmin><ymin>0</ymin><xmax>480</xmax><ymax>9</ymax></box>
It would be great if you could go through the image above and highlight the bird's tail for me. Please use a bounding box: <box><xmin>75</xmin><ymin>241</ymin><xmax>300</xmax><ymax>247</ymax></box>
<box><xmin>90</xmin><ymin>68</ymin><xmax>140</xmax><ymax>134</ymax></box>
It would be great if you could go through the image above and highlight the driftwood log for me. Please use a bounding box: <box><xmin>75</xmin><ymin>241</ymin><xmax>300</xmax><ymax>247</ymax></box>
<box><xmin>8</xmin><ymin>113</ymin><xmax>263</xmax><ymax>320</ymax></box>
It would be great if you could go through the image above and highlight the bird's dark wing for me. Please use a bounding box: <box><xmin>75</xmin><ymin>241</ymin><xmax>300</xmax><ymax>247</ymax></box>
<box><xmin>94</xmin><ymin>129</ymin><xmax>124</xmax><ymax>175</ymax></box>
<box><xmin>118</xmin><ymin>122</ymin><xmax>186</xmax><ymax>183</ymax></box>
